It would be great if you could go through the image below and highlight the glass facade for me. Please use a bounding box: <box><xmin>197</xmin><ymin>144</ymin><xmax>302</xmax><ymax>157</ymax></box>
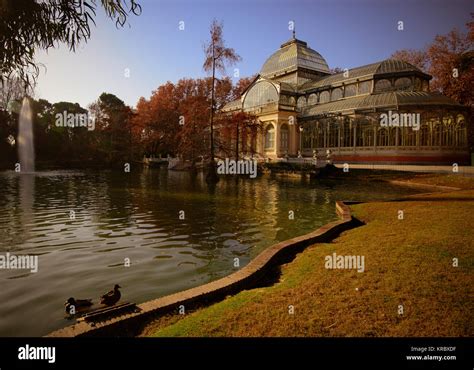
<box><xmin>395</xmin><ymin>77</ymin><xmax>412</xmax><ymax>90</ymax></box>
<box><xmin>301</xmin><ymin>112</ymin><xmax>467</xmax><ymax>150</ymax></box>
<box><xmin>319</xmin><ymin>91</ymin><xmax>330</xmax><ymax>103</ymax></box>
<box><xmin>243</xmin><ymin>81</ymin><xmax>279</xmax><ymax>110</ymax></box>
<box><xmin>345</xmin><ymin>84</ymin><xmax>357</xmax><ymax>97</ymax></box>
<box><xmin>308</xmin><ymin>93</ymin><xmax>318</xmax><ymax>105</ymax></box>
<box><xmin>359</xmin><ymin>81</ymin><xmax>371</xmax><ymax>94</ymax></box>
<box><xmin>221</xmin><ymin>38</ymin><xmax>467</xmax><ymax>164</ymax></box>
<box><xmin>374</xmin><ymin>79</ymin><xmax>392</xmax><ymax>93</ymax></box>
<box><xmin>331</xmin><ymin>88</ymin><xmax>343</xmax><ymax>101</ymax></box>
<box><xmin>297</xmin><ymin>96</ymin><xmax>306</xmax><ymax>109</ymax></box>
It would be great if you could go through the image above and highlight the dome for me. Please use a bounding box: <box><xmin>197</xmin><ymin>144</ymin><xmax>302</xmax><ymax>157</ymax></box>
<box><xmin>260</xmin><ymin>38</ymin><xmax>330</xmax><ymax>78</ymax></box>
<box><xmin>374</xmin><ymin>59</ymin><xmax>423</xmax><ymax>75</ymax></box>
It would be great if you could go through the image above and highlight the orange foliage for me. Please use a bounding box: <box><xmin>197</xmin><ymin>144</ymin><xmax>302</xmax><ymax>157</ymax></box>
<box><xmin>391</xmin><ymin>14</ymin><xmax>473</xmax><ymax>108</ymax></box>
<box><xmin>132</xmin><ymin>76</ymin><xmax>255</xmax><ymax>159</ymax></box>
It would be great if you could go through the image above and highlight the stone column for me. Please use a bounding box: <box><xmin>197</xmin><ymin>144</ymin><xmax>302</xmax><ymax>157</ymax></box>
<box><xmin>353</xmin><ymin>119</ymin><xmax>357</xmax><ymax>151</ymax></box>
<box><xmin>338</xmin><ymin>117</ymin><xmax>341</xmax><ymax>149</ymax></box>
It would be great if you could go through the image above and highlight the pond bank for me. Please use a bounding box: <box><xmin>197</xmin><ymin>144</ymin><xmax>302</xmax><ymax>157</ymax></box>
<box><xmin>47</xmin><ymin>200</ymin><xmax>359</xmax><ymax>337</ymax></box>
<box><xmin>144</xmin><ymin>173</ymin><xmax>474</xmax><ymax>337</ymax></box>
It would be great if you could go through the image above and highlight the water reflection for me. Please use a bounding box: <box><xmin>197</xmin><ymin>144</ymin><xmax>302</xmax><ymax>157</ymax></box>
<box><xmin>19</xmin><ymin>174</ymin><xmax>35</xmax><ymax>245</ymax></box>
<box><xmin>0</xmin><ymin>169</ymin><xmax>421</xmax><ymax>336</ymax></box>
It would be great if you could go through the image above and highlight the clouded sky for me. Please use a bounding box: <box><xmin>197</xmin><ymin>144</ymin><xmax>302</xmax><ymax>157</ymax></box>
<box><xmin>34</xmin><ymin>0</ymin><xmax>473</xmax><ymax>108</ymax></box>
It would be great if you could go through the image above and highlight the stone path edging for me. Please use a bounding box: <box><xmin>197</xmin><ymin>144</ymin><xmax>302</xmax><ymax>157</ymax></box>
<box><xmin>47</xmin><ymin>201</ymin><xmax>356</xmax><ymax>337</ymax></box>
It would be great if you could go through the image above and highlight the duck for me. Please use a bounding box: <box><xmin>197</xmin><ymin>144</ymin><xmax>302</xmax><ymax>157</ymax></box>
<box><xmin>100</xmin><ymin>284</ymin><xmax>121</xmax><ymax>306</ymax></box>
<box><xmin>64</xmin><ymin>297</ymin><xmax>93</xmax><ymax>314</ymax></box>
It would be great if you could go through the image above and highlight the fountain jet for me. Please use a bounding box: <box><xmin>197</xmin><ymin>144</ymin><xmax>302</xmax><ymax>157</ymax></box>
<box><xmin>18</xmin><ymin>97</ymin><xmax>35</xmax><ymax>173</ymax></box>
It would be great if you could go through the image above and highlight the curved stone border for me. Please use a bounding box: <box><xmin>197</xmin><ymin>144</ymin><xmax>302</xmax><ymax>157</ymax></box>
<box><xmin>47</xmin><ymin>201</ymin><xmax>358</xmax><ymax>337</ymax></box>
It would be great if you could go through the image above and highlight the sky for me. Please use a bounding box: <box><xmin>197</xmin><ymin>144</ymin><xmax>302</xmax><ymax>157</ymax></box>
<box><xmin>34</xmin><ymin>0</ymin><xmax>473</xmax><ymax>109</ymax></box>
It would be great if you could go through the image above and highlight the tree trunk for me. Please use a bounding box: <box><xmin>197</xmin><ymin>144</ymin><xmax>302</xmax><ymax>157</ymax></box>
<box><xmin>206</xmin><ymin>43</ymin><xmax>219</xmax><ymax>184</ymax></box>
<box><xmin>235</xmin><ymin>122</ymin><xmax>239</xmax><ymax>160</ymax></box>
<box><xmin>190</xmin><ymin>119</ymin><xmax>197</xmax><ymax>175</ymax></box>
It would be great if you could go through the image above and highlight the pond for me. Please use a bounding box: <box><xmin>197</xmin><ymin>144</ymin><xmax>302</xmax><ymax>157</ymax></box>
<box><xmin>0</xmin><ymin>169</ymin><xmax>421</xmax><ymax>336</ymax></box>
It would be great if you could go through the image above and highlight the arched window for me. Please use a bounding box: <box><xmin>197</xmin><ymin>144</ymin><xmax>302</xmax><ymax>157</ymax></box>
<box><xmin>326</xmin><ymin>120</ymin><xmax>338</xmax><ymax>148</ymax></box>
<box><xmin>422</xmin><ymin>80</ymin><xmax>429</xmax><ymax>92</ymax></box>
<box><xmin>420</xmin><ymin>124</ymin><xmax>429</xmax><ymax>146</ymax></box>
<box><xmin>316</xmin><ymin>121</ymin><xmax>324</xmax><ymax>148</ymax></box>
<box><xmin>374</xmin><ymin>79</ymin><xmax>392</xmax><ymax>93</ymax></box>
<box><xmin>280</xmin><ymin>124</ymin><xmax>289</xmax><ymax>150</ymax></box>
<box><xmin>378</xmin><ymin>128</ymin><xmax>389</xmax><ymax>146</ymax></box>
<box><xmin>442</xmin><ymin>115</ymin><xmax>454</xmax><ymax>146</ymax></box>
<box><xmin>394</xmin><ymin>77</ymin><xmax>412</xmax><ymax>91</ymax></box>
<box><xmin>345</xmin><ymin>84</ymin><xmax>357</xmax><ymax>98</ymax></box>
<box><xmin>405</xmin><ymin>127</ymin><xmax>417</xmax><ymax>146</ymax></box>
<box><xmin>331</xmin><ymin>88</ymin><xmax>343</xmax><ymax>101</ymax></box>
<box><xmin>359</xmin><ymin>81</ymin><xmax>371</xmax><ymax>95</ymax></box>
<box><xmin>279</xmin><ymin>95</ymin><xmax>289</xmax><ymax>105</ymax></box>
<box><xmin>319</xmin><ymin>91</ymin><xmax>330</xmax><ymax>103</ymax></box>
<box><xmin>433</xmin><ymin>123</ymin><xmax>442</xmax><ymax>146</ymax></box>
<box><xmin>297</xmin><ymin>96</ymin><xmax>306</xmax><ymax>109</ymax></box>
<box><xmin>307</xmin><ymin>93</ymin><xmax>318</xmax><ymax>105</ymax></box>
<box><xmin>342</xmin><ymin>119</ymin><xmax>352</xmax><ymax>147</ymax></box>
<box><xmin>302</xmin><ymin>124</ymin><xmax>312</xmax><ymax>149</ymax></box>
<box><xmin>455</xmin><ymin>114</ymin><xmax>467</xmax><ymax>147</ymax></box>
<box><xmin>456</xmin><ymin>114</ymin><xmax>465</xmax><ymax>124</ymax></box>
<box><xmin>363</xmin><ymin>126</ymin><xmax>374</xmax><ymax>146</ymax></box>
<box><xmin>390</xmin><ymin>127</ymin><xmax>400</xmax><ymax>146</ymax></box>
<box><xmin>243</xmin><ymin>81</ymin><xmax>279</xmax><ymax>110</ymax></box>
<box><xmin>265</xmin><ymin>124</ymin><xmax>275</xmax><ymax>149</ymax></box>
<box><xmin>356</xmin><ymin>119</ymin><xmax>373</xmax><ymax>147</ymax></box>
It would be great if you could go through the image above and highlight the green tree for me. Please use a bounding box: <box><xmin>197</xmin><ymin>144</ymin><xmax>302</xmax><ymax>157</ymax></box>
<box><xmin>90</xmin><ymin>92</ymin><xmax>132</xmax><ymax>165</ymax></box>
<box><xmin>0</xmin><ymin>108</ymin><xmax>16</xmax><ymax>168</ymax></box>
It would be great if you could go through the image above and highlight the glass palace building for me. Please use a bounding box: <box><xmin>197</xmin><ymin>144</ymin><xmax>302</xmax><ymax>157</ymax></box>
<box><xmin>222</xmin><ymin>37</ymin><xmax>470</xmax><ymax>165</ymax></box>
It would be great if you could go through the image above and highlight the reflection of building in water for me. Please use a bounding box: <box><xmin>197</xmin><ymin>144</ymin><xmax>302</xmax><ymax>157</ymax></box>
<box><xmin>241</xmin><ymin>178</ymin><xmax>280</xmax><ymax>243</ymax></box>
<box><xmin>222</xmin><ymin>36</ymin><xmax>470</xmax><ymax>165</ymax></box>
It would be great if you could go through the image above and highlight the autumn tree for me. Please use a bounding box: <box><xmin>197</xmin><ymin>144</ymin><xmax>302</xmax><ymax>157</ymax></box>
<box><xmin>427</xmin><ymin>29</ymin><xmax>473</xmax><ymax>107</ymax></box>
<box><xmin>132</xmin><ymin>76</ymin><xmax>245</xmax><ymax>166</ymax></box>
<box><xmin>231</xmin><ymin>75</ymin><xmax>257</xmax><ymax>100</ymax></box>
<box><xmin>391</xmin><ymin>14</ymin><xmax>474</xmax><ymax>150</ymax></box>
<box><xmin>218</xmin><ymin>111</ymin><xmax>259</xmax><ymax>160</ymax></box>
<box><xmin>215</xmin><ymin>76</ymin><xmax>260</xmax><ymax>159</ymax></box>
<box><xmin>132</xmin><ymin>82</ymin><xmax>181</xmax><ymax>158</ymax></box>
<box><xmin>390</xmin><ymin>49</ymin><xmax>429</xmax><ymax>71</ymax></box>
<box><xmin>203</xmin><ymin>19</ymin><xmax>241</xmax><ymax>183</ymax></box>
<box><xmin>177</xmin><ymin>93</ymin><xmax>209</xmax><ymax>168</ymax></box>
<box><xmin>329</xmin><ymin>67</ymin><xmax>344</xmax><ymax>74</ymax></box>
<box><xmin>391</xmin><ymin>14</ymin><xmax>473</xmax><ymax>107</ymax></box>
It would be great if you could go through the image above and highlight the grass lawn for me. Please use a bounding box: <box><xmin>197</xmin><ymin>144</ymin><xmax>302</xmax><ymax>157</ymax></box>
<box><xmin>142</xmin><ymin>174</ymin><xmax>474</xmax><ymax>337</ymax></box>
